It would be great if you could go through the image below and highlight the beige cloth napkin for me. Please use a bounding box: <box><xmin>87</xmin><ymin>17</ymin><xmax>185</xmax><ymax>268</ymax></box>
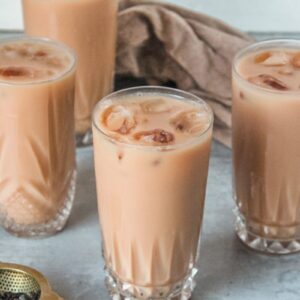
<box><xmin>116</xmin><ymin>0</ymin><xmax>254</xmax><ymax>147</ymax></box>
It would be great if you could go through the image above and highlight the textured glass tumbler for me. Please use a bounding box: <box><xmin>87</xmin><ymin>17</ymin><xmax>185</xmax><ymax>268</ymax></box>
<box><xmin>93</xmin><ymin>87</ymin><xmax>213</xmax><ymax>299</ymax></box>
<box><xmin>232</xmin><ymin>40</ymin><xmax>300</xmax><ymax>254</ymax></box>
<box><xmin>0</xmin><ymin>37</ymin><xmax>77</xmax><ymax>238</ymax></box>
<box><xmin>22</xmin><ymin>0</ymin><xmax>118</xmax><ymax>147</ymax></box>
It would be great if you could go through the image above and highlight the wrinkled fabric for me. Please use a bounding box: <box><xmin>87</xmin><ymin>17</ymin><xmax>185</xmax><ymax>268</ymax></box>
<box><xmin>116</xmin><ymin>0</ymin><xmax>254</xmax><ymax>147</ymax></box>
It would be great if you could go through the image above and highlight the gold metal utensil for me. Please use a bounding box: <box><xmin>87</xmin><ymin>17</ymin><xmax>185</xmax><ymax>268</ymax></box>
<box><xmin>0</xmin><ymin>263</ymin><xmax>63</xmax><ymax>300</ymax></box>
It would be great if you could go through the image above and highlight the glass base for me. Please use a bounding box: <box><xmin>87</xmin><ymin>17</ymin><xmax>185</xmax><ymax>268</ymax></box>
<box><xmin>235</xmin><ymin>208</ymin><xmax>300</xmax><ymax>255</ymax></box>
<box><xmin>104</xmin><ymin>266</ymin><xmax>197</xmax><ymax>300</ymax></box>
<box><xmin>76</xmin><ymin>128</ymin><xmax>93</xmax><ymax>147</ymax></box>
<box><xmin>1</xmin><ymin>170</ymin><xmax>77</xmax><ymax>238</ymax></box>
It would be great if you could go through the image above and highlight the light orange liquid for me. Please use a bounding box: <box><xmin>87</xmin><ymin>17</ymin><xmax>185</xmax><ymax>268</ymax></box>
<box><xmin>23</xmin><ymin>0</ymin><xmax>118</xmax><ymax>134</ymax></box>
<box><xmin>0</xmin><ymin>39</ymin><xmax>75</xmax><ymax>227</ymax></box>
<box><xmin>93</xmin><ymin>94</ymin><xmax>212</xmax><ymax>297</ymax></box>
<box><xmin>232</xmin><ymin>48</ymin><xmax>300</xmax><ymax>239</ymax></box>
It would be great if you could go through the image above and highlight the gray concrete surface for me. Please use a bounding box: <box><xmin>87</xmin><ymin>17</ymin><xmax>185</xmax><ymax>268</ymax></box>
<box><xmin>1</xmin><ymin>142</ymin><xmax>300</xmax><ymax>300</ymax></box>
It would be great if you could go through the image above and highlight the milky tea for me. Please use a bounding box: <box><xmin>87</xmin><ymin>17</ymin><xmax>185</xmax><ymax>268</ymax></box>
<box><xmin>0</xmin><ymin>38</ymin><xmax>76</xmax><ymax>237</ymax></box>
<box><xmin>93</xmin><ymin>87</ymin><xmax>213</xmax><ymax>299</ymax></box>
<box><xmin>232</xmin><ymin>40</ymin><xmax>300</xmax><ymax>254</ymax></box>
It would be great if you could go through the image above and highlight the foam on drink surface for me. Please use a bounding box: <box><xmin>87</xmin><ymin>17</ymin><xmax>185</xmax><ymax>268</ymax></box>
<box><xmin>237</xmin><ymin>49</ymin><xmax>300</xmax><ymax>91</ymax></box>
<box><xmin>96</xmin><ymin>95</ymin><xmax>211</xmax><ymax>146</ymax></box>
<box><xmin>0</xmin><ymin>40</ymin><xmax>73</xmax><ymax>83</ymax></box>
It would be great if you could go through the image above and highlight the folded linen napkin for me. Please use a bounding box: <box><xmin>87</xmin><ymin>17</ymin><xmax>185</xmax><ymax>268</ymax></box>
<box><xmin>116</xmin><ymin>0</ymin><xmax>254</xmax><ymax>147</ymax></box>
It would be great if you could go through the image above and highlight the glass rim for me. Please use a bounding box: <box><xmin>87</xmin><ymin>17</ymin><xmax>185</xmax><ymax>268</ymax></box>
<box><xmin>232</xmin><ymin>39</ymin><xmax>300</xmax><ymax>95</ymax></box>
<box><xmin>0</xmin><ymin>35</ymin><xmax>77</xmax><ymax>86</ymax></box>
<box><xmin>92</xmin><ymin>86</ymin><xmax>214</xmax><ymax>151</ymax></box>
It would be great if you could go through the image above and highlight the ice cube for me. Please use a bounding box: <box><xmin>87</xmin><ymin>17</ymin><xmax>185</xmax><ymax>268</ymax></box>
<box><xmin>248</xmin><ymin>74</ymin><xmax>288</xmax><ymax>90</ymax></box>
<box><xmin>170</xmin><ymin>109</ymin><xmax>209</xmax><ymax>134</ymax></box>
<box><xmin>103</xmin><ymin>105</ymin><xmax>136</xmax><ymax>134</ymax></box>
<box><xmin>2</xmin><ymin>46</ymin><xmax>18</xmax><ymax>59</ymax></box>
<box><xmin>141</xmin><ymin>98</ymin><xmax>172</xmax><ymax>113</ymax></box>
<box><xmin>278</xmin><ymin>67</ymin><xmax>294</xmax><ymax>76</ymax></box>
<box><xmin>34</xmin><ymin>50</ymin><xmax>48</xmax><ymax>58</ymax></box>
<box><xmin>134</xmin><ymin>129</ymin><xmax>174</xmax><ymax>145</ymax></box>
<box><xmin>254</xmin><ymin>52</ymin><xmax>271</xmax><ymax>64</ymax></box>
<box><xmin>291</xmin><ymin>52</ymin><xmax>300</xmax><ymax>68</ymax></box>
<box><xmin>17</xmin><ymin>47</ymin><xmax>30</xmax><ymax>57</ymax></box>
<box><xmin>46</xmin><ymin>56</ymin><xmax>63</xmax><ymax>68</ymax></box>
<box><xmin>261</xmin><ymin>52</ymin><xmax>290</xmax><ymax>66</ymax></box>
<box><xmin>0</xmin><ymin>67</ymin><xmax>30</xmax><ymax>77</ymax></box>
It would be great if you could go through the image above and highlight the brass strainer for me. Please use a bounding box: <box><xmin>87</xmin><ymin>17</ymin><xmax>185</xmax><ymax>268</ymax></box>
<box><xmin>0</xmin><ymin>268</ymin><xmax>40</xmax><ymax>297</ymax></box>
<box><xmin>0</xmin><ymin>263</ymin><xmax>63</xmax><ymax>300</ymax></box>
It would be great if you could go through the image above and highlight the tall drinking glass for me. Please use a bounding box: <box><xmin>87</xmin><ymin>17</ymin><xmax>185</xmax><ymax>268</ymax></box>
<box><xmin>232</xmin><ymin>40</ymin><xmax>300</xmax><ymax>254</ymax></box>
<box><xmin>93</xmin><ymin>87</ymin><xmax>213</xmax><ymax>299</ymax></box>
<box><xmin>0</xmin><ymin>37</ymin><xmax>76</xmax><ymax>237</ymax></box>
<box><xmin>22</xmin><ymin>0</ymin><xmax>118</xmax><ymax>146</ymax></box>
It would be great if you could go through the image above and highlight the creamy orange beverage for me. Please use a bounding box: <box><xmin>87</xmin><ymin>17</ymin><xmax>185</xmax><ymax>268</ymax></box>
<box><xmin>22</xmin><ymin>0</ymin><xmax>118</xmax><ymax>146</ymax></box>
<box><xmin>93</xmin><ymin>87</ymin><xmax>213</xmax><ymax>299</ymax></box>
<box><xmin>232</xmin><ymin>40</ymin><xmax>300</xmax><ymax>254</ymax></box>
<box><xmin>0</xmin><ymin>37</ymin><xmax>76</xmax><ymax>237</ymax></box>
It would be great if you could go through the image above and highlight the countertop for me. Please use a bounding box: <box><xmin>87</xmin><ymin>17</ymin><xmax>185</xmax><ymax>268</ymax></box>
<box><xmin>1</xmin><ymin>142</ymin><xmax>300</xmax><ymax>300</ymax></box>
<box><xmin>0</xmin><ymin>31</ymin><xmax>300</xmax><ymax>300</ymax></box>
